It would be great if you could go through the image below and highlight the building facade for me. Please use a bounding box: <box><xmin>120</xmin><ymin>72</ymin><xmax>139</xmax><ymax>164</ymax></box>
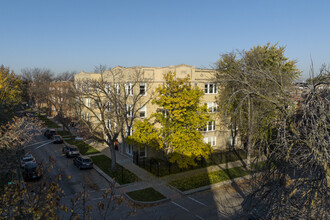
<box><xmin>74</xmin><ymin>64</ymin><xmax>235</xmax><ymax>160</ymax></box>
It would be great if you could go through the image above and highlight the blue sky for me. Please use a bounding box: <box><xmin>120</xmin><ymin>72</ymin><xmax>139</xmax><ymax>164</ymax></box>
<box><xmin>1</xmin><ymin>0</ymin><xmax>329</xmax><ymax>79</ymax></box>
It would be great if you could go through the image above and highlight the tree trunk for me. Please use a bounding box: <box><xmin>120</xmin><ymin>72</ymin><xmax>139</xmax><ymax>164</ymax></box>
<box><xmin>108</xmin><ymin>139</ymin><xmax>117</xmax><ymax>171</ymax></box>
<box><xmin>247</xmin><ymin>94</ymin><xmax>253</xmax><ymax>169</ymax></box>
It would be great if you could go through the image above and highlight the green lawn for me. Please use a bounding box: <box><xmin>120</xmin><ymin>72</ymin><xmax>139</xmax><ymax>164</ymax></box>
<box><xmin>138</xmin><ymin>149</ymin><xmax>247</xmax><ymax>177</ymax></box>
<box><xmin>126</xmin><ymin>187</ymin><xmax>166</xmax><ymax>202</ymax></box>
<box><xmin>57</xmin><ymin>130</ymin><xmax>74</xmax><ymax>138</ymax></box>
<box><xmin>37</xmin><ymin>115</ymin><xmax>60</xmax><ymax>128</ymax></box>
<box><xmin>91</xmin><ymin>155</ymin><xmax>139</xmax><ymax>185</ymax></box>
<box><xmin>168</xmin><ymin>166</ymin><xmax>250</xmax><ymax>192</ymax></box>
<box><xmin>65</xmin><ymin>139</ymin><xmax>100</xmax><ymax>155</ymax></box>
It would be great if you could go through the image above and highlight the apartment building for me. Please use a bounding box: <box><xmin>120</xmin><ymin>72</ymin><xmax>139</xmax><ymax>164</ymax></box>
<box><xmin>74</xmin><ymin>64</ymin><xmax>234</xmax><ymax>160</ymax></box>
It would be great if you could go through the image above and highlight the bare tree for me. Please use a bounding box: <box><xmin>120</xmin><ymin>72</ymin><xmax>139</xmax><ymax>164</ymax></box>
<box><xmin>21</xmin><ymin>68</ymin><xmax>54</xmax><ymax>113</ymax></box>
<box><xmin>74</xmin><ymin>67</ymin><xmax>153</xmax><ymax>170</ymax></box>
<box><xmin>54</xmin><ymin>71</ymin><xmax>76</xmax><ymax>82</ymax></box>
<box><xmin>244</xmin><ymin>65</ymin><xmax>329</xmax><ymax>219</ymax></box>
<box><xmin>94</xmin><ymin>65</ymin><xmax>110</xmax><ymax>74</ymax></box>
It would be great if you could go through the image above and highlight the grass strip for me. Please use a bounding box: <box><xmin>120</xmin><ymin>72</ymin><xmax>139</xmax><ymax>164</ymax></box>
<box><xmin>66</xmin><ymin>139</ymin><xmax>100</xmax><ymax>155</ymax></box>
<box><xmin>91</xmin><ymin>155</ymin><xmax>139</xmax><ymax>185</ymax></box>
<box><xmin>168</xmin><ymin>166</ymin><xmax>250</xmax><ymax>192</ymax></box>
<box><xmin>37</xmin><ymin>115</ymin><xmax>60</xmax><ymax>128</ymax></box>
<box><xmin>126</xmin><ymin>187</ymin><xmax>166</xmax><ymax>202</ymax></box>
<box><xmin>57</xmin><ymin>130</ymin><xmax>74</xmax><ymax>138</ymax></box>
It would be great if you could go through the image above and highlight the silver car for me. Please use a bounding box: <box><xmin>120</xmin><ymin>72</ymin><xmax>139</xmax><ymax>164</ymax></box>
<box><xmin>21</xmin><ymin>154</ymin><xmax>36</xmax><ymax>168</ymax></box>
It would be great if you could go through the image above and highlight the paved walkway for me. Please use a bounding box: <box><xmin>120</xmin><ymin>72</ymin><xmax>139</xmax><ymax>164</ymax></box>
<box><xmin>53</xmin><ymin>119</ymin><xmax>247</xmax><ymax>199</ymax></box>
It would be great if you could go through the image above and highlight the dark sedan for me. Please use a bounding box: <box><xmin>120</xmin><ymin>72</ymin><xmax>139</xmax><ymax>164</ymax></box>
<box><xmin>44</xmin><ymin>129</ymin><xmax>57</xmax><ymax>139</ymax></box>
<box><xmin>23</xmin><ymin>162</ymin><xmax>43</xmax><ymax>180</ymax></box>
<box><xmin>73</xmin><ymin>156</ymin><xmax>93</xmax><ymax>169</ymax></box>
<box><xmin>53</xmin><ymin>135</ymin><xmax>63</xmax><ymax>144</ymax></box>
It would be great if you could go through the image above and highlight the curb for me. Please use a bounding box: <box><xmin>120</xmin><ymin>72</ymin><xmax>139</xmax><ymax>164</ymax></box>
<box><xmin>168</xmin><ymin>174</ymin><xmax>253</xmax><ymax>195</ymax></box>
<box><xmin>124</xmin><ymin>192</ymin><xmax>170</xmax><ymax>207</ymax></box>
<box><xmin>93</xmin><ymin>164</ymin><xmax>120</xmax><ymax>187</ymax></box>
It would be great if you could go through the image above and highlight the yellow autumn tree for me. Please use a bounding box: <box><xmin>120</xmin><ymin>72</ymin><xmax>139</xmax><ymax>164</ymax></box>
<box><xmin>128</xmin><ymin>72</ymin><xmax>211</xmax><ymax>168</ymax></box>
<box><xmin>0</xmin><ymin>65</ymin><xmax>22</xmax><ymax>121</ymax></box>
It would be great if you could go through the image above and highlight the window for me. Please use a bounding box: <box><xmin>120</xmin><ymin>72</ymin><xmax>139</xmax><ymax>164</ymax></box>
<box><xmin>126</xmin><ymin>104</ymin><xmax>132</xmax><ymax>117</ymax></box>
<box><xmin>203</xmin><ymin>121</ymin><xmax>216</xmax><ymax>132</ymax></box>
<box><xmin>205</xmin><ymin>83</ymin><xmax>217</xmax><ymax>94</ymax></box>
<box><xmin>81</xmin><ymin>112</ymin><xmax>85</xmax><ymax>120</ymax></box>
<box><xmin>106</xmin><ymin>119</ymin><xmax>111</xmax><ymax>129</ymax></box>
<box><xmin>86</xmin><ymin>98</ymin><xmax>90</xmax><ymax>107</ymax></box>
<box><xmin>86</xmin><ymin>112</ymin><xmax>90</xmax><ymax>122</ymax></box>
<box><xmin>105</xmin><ymin>102</ymin><xmax>111</xmax><ymax>112</ymax></box>
<box><xmin>206</xmin><ymin>102</ymin><xmax>217</xmax><ymax>113</ymax></box>
<box><xmin>66</xmin><ymin>88</ymin><xmax>69</xmax><ymax>93</ymax></box>
<box><xmin>125</xmin><ymin>83</ymin><xmax>133</xmax><ymax>96</ymax></box>
<box><xmin>116</xmin><ymin>105</ymin><xmax>121</xmax><ymax>114</ymax></box>
<box><xmin>115</xmin><ymin>83</ymin><xmax>120</xmax><ymax>95</ymax></box>
<box><xmin>161</xmin><ymin>108</ymin><xmax>169</xmax><ymax>118</ymax></box>
<box><xmin>126</xmin><ymin>126</ymin><xmax>133</xmax><ymax>136</ymax></box>
<box><xmin>203</xmin><ymin>137</ymin><xmax>216</xmax><ymax>147</ymax></box>
<box><xmin>139</xmin><ymin>83</ymin><xmax>146</xmax><ymax>96</ymax></box>
<box><xmin>105</xmin><ymin>83</ymin><xmax>110</xmax><ymax>94</ymax></box>
<box><xmin>139</xmin><ymin>105</ymin><xmax>146</xmax><ymax>118</ymax></box>
<box><xmin>86</xmin><ymin>83</ymin><xmax>90</xmax><ymax>92</ymax></box>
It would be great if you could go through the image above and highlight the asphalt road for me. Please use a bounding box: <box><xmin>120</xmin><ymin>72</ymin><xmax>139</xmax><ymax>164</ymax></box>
<box><xmin>24</xmin><ymin>132</ymin><xmax>249</xmax><ymax>219</ymax></box>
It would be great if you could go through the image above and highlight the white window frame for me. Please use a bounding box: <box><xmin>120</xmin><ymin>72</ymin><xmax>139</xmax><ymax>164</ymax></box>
<box><xmin>203</xmin><ymin>121</ymin><xmax>216</xmax><ymax>132</ymax></box>
<box><xmin>86</xmin><ymin>112</ymin><xmax>90</xmax><ymax>122</ymax></box>
<box><xmin>126</xmin><ymin>104</ymin><xmax>132</xmax><ymax>117</ymax></box>
<box><xmin>125</xmin><ymin>83</ymin><xmax>133</xmax><ymax>96</ymax></box>
<box><xmin>105</xmin><ymin>83</ymin><xmax>110</xmax><ymax>94</ymax></box>
<box><xmin>86</xmin><ymin>98</ymin><xmax>91</xmax><ymax>107</ymax></box>
<box><xmin>139</xmin><ymin>105</ymin><xmax>146</xmax><ymax>118</ymax></box>
<box><xmin>115</xmin><ymin>83</ymin><xmax>120</xmax><ymax>95</ymax></box>
<box><xmin>106</xmin><ymin>119</ymin><xmax>111</xmax><ymax>129</ymax></box>
<box><xmin>205</xmin><ymin>83</ymin><xmax>217</xmax><ymax>94</ymax></box>
<box><xmin>206</xmin><ymin>102</ymin><xmax>217</xmax><ymax>113</ymax></box>
<box><xmin>105</xmin><ymin>101</ymin><xmax>111</xmax><ymax>112</ymax></box>
<box><xmin>203</xmin><ymin>137</ymin><xmax>216</xmax><ymax>147</ymax></box>
<box><xmin>139</xmin><ymin>83</ymin><xmax>147</xmax><ymax>96</ymax></box>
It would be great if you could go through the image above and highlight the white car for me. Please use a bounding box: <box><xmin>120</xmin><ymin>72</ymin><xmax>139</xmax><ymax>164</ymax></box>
<box><xmin>20</xmin><ymin>154</ymin><xmax>36</xmax><ymax>168</ymax></box>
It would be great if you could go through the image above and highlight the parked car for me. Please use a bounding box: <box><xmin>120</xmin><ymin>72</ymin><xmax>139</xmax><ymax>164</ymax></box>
<box><xmin>62</xmin><ymin>145</ymin><xmax>79</xmax><ymax>158</ymax></box>
<box><xmin>44</xmin><ymin>129</ymin><xmax>57</xmax><ymax>139</ymax></box>
<box><xmin>53</xmin><ymin>135</ymin><xmax>63</xmax><ymax>144</ymax></box>
<box><xmin>73</xmin><ymin>156</ymin><xmax>93</xmax><ymax>169</ymax></box>
<box><xmin>20</xmin><ymin>154</ymin><xmax>36</xmax><ymax>168</ymax></box>
<box><xmin>23</xmin><ymin>162</ymin><xmax>43</xmax><ymax>180</ymax></box>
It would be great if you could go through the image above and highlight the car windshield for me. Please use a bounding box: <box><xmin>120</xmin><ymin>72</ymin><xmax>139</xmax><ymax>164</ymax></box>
<box><xmin>49</xmin><ymin>130</ymin><xmax>56</xmax><ymax>134</ymax></box>
<box><xmin>83</xmin><ymin>159</ymin><xmax>91</xmax><ymax>162</ymax></box>
<box><xmin>70</xmin><ymin>147</ymin><xmax>78</xmax><ymax>151</ymax></box>
<box><xmin>54</xmin><ymin>136</ymin><xmax>61</xmax><ymax>140</ymax></box>
<box><xmin>23</xmin><ymin>158</ymin><xmax>34</xmax><ymax>162</ymax></box>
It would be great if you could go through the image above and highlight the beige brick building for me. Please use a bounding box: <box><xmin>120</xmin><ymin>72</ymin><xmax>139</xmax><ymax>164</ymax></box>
<box><xmin>74</xmin><ymin>64</ymin><xmax>234</xmax><ymax>160</ymax></box>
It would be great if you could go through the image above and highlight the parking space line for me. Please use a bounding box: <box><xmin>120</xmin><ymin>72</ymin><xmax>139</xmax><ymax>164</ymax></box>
<box><xmin>171</xmin><ymin>201</ymin><xmax>190</xmax><ymax>212</ymax></box>
<box><xmin>24</xmin><ymin>140</ymin><xmax>51</xmax><ymax>148</ymax></box>
<box><xmin>171</xmin><ymin>201</ymin><xmax>205</xmax><ymax>220</ymax></box>
<box><xmin>35</xmin><ymin>141</ymin><xmax>53</xmax><ymax>149</ymax></box>
<box><xmin>187</xmin><ymin>196</ymin><xmax>207</xmax><ymax>207</ymax></box>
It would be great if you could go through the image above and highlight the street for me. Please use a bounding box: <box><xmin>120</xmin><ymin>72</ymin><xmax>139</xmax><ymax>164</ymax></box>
<box><xmin>24</xmin><ymin>131</ymin><xmax>249</xmax><ymax>219</ymax></box>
